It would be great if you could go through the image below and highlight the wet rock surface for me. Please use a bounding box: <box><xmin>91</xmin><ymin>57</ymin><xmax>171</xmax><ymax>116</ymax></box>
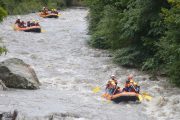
<box><xmin>0</xmin><ymin>110</ymin><xmax>18</xmax><ymax>120</ymax></box>
<box><xmin>0</xmin><ymin>58</ymin><xmax>40</xmax><ymax>89</ymax></box>
<box><xmin>0</xmin><ymin>79</ymin><xmax>8</xmax><ymax>90</ymax></box>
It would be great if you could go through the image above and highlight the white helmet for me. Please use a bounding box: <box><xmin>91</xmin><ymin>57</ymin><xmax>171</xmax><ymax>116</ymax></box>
<box><xmin>111</xmin><ymin>75</ymin><xmax>115</xmax><ymax>78</ymax></box>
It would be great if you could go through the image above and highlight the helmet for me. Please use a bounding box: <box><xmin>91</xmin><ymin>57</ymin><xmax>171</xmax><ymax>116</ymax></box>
<box><xmin>111</xmin><ymin>75</ymin><xmax>115</xmax><ymax>78</ymax></box>
<box><xmin>128</xmin><ymin>74</ymin><xmax>133</xmax><ymax>80</ymax></box>
<box><xmin>17</xmin><ymin>16</ymin><xmax>20</xmax><ymax>19</ymax></box>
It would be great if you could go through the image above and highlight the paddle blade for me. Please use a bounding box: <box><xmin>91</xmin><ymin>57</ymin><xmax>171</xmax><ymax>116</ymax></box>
<box><xmin>12</xmin><ymin>24</ymin><xmax>16</xmax><ymax>30</ymax></box>
<box><xmin>138</xmin><ymin>94</ymin><xmax>143</xmax><ymax>102</ymax></box>
<box><xmin>141</xmin><ymin>92</ymin><xmax>152</xmax><ymax>101</ymax></box>
<box><xmin>41</xmin><ymin>29</ymin><xmax>46</xmax><ymax>33</ymax></box>
<box><xmin>107</xmin><ymin>100</ymin><xmax>111</xmax><ymax>104</ymax></box>
<box><xmin>92</xmin><ymin>87</ymin><xmax>101</xmax><ymax>93</ymax></box>
<box><xmin>143</xmin><ymin>95</ymin><xmax>152</xmax><ymax>101</ymax></box>
<box><xmin>141</xmin><ymin>92</ymin><xmax>150</xmax><ymax>96</ymax></box>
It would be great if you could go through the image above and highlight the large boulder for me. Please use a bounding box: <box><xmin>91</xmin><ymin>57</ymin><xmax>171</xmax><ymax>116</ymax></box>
<box><xmin>0</xmin><ymin>110</ymin><xmax>18</xmax><ymax>120</ymax></box>
<box><xmin>0</xmin><ymin>58</ymin><xmax>40</xmax><ymax>89</ymax></box>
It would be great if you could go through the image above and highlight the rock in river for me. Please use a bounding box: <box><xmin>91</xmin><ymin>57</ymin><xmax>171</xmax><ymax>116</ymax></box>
<box><xmin>0</xmin><ymin>79</ymin><xmax>8</xmax><ymax>90</ymax></box>
<box><xmin>0</xmin><ymin>58</ymin><xmax>40</xmax><ymax>89</ymax></box>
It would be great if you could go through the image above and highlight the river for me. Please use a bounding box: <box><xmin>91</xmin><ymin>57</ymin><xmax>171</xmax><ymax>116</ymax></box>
<box><xmin>0</xmin><ymin>8</ymin><xmax>179</xmax><ymax>120</ymax></box>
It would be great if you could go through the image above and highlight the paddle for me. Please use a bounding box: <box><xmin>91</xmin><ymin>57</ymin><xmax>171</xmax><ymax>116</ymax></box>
<box><xmin>41</xmin><ymin>29</ymin><xmax>46</xmax><ymax>33</ymax></box>
<box><xmin>131</xmin><ymin>84</ymin><xmax>152</xmax><ymax>101</ymax></box>
<box><xmin>138</xmin><ymin>94</ymin><xmax>143</xmax><ymax>102</ymax></box>
<box><xmin>112</xmin><ymin>86</ymin><xmax>118</xmax><ymax>95</ymax></box>
<box><xmin>141</xmin><ymin>92</ymin><xmax>152</xmax><ymax>101</ymax></box>
<box><xmin>11</xmin><ymin>24</ymin><xmax>16</xmax><ymax>30</ymax></box>
<box><xmin>92</xmin><ymin>83</ymin><xmax>106</xmax><ymax>93</ymax></box>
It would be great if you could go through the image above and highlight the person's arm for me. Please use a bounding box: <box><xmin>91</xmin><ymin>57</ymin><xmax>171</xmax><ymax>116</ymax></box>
<box><xmin>105</xmin><ymin>81</ymin><xmax>110</xmax><ymax>89</ymax></box>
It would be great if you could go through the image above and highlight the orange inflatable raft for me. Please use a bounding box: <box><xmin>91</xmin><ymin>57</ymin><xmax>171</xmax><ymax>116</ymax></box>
<box><xmin>102</xmin><ymin>92</ymin><xmax>140</xmax><ymax>103</ymax></box>
<box><xmin>14</xmin><ymin>24</ymin><xmax>41</xmax><ymax>33</ymax></box>
<box><xmin>39</xmin><ymin>13</ymin><xmax>59</xmax><ymax>18</ymax></box>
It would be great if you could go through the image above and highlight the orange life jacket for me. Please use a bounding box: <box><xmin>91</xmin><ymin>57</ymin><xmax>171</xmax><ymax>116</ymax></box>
<box><xmin>106</xmin><ymin>79</ymin><xmax>117</xmax><ymax>89</ymax></box>
<box><xmin>125</xmin><ymin>79</ymin><xmax>134</xmax><ymax>87</ymax></box>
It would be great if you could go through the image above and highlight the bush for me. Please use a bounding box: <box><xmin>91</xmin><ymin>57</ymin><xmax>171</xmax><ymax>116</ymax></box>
<box><xmin>0</xmin><ymin>6</ymin><xmax>7</xmax><ymax>21</ymax></box>
<box><xmin>85</xmin><ymin>0</ymin><xmax>180</xmax><ymax>87</ymax></box>
<box><xmin>0</xmin><ymin>46</ymin><xmax>7</xmax><ymax>55</ymax></box>
<box><xmin>168</xmin><ymin>61</ymin><xmax>180</xmax><ymax>87</ymax></box>
<box><xmin>113</xmin><ymin>47</ymin><xmax>143</xmax><ymax>68</ymax></box>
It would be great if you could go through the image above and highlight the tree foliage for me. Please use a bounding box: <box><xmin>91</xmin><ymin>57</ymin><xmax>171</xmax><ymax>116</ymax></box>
<box><xmin>0</xmin><ymin>6</ymin><xmax>7</xmax><ymax>55</ymax></box>
<box><xmin>85</xmin><ymin>0</ymin><xmax>180</xmax><ymax>87</ymax></box>
<box><xmin>0</xmin><ymin>0</ymin><xmax>83</xmax><ymax>15</ymax></box>
<box><xmin>0</xmin><ymin>6</ymin><xmax>7</xmax><ymax>21</ymax></box>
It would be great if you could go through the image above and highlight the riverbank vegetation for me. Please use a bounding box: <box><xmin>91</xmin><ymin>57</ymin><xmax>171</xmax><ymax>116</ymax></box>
<box><xmin>0</xmin><ymin>0</ymin><xmax>84</xmax><ymax>15</ymax></box>
<box><xmin>0</xmin><ymin>6</ymin><xmax>7</xmax><ymax>54</ymax></box>
<box><xmin>85</xmin><ymin>0</ymin><xmax>180</xmax><ymax>87</ymax></box>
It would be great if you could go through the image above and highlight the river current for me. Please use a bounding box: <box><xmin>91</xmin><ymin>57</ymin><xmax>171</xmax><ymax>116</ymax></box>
<box><xmin>0</xmin><ymin>8</ymin><xmax>179</xmax><ymax>120</ymax></box>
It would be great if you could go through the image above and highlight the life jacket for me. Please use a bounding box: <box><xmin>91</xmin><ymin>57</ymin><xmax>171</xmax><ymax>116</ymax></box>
<box><xmin>27</xmin><ymin>21</ymin><xmax>31</xmax><ymax>27</ymax></box>
<box><xmin>130</xmin><ymin>85</ymin><xmax>140</xmax><ymax>93</ymax></box>
<box><xmin>15</xmin><ymin>19</ymin><xmax>21</xmax><ymax>25</ymax></box>
<box><xmin>113</xmin><ymin>87</ymin><xmax>122</xmax><ymax>94</ymax></box>
<box><xmin>106</xmin><ymin>79</ymin><xmax>117</xmax><ymax>89</ymax></box>
<box><xmin>125</xmin><ymin>79</ymin><xmax>140</xmax><ymax>93</ymax></box>
<box><xmin>110</xmin><ymin>80</ymin><xmax>116</xmax><ymax>85</ymax></box>
<box><xmin>35</xmin><ymin>23</ymin><xmax>40</xmax><ymax>26</ymax></box>
<box><xmin>125</xmin><ymin>80</ymin><xmax>130</xmax><ymax>88</ymax></box>
<box><xmin>54</xmin><ymin>11</ymin><xmax>58</xmax><ymax>14</ymax></box>
<box><xmin>19</xmin><ymin>21</ymin><xmax>26</xmax><ymax>28</ymax></box>
<box><xmin>42</xmin><ymin>10</ymin><xmax>48</xmax><ymax>15</ymax></box>
<box><xmin>30</xmin><ymin>22</ymin><xmax>35</xmax><ymax>26</ymax></box>
<box><xmin>125</xmin><ymin>79</ymin><xmax>134</xmax><ymax>87</ymax></box>
<box><xmin>129</xmin><ymin>86</ymin><xmax>136</xmax><ymax>92</ymax></box>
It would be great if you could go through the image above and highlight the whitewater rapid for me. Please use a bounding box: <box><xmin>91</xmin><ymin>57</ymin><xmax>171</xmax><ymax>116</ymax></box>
<box><xmin>0</xmin><ymin>8</ymin><xmax>179</xmax><ymax>120</ymax></box>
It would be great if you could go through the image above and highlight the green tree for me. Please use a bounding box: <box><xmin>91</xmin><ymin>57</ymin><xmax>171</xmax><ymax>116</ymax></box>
<box><xmin>85</xmin><ymin>0</ymin><xmax>180</xmax><ymax>87</ymax></box>
<box><xmin>0</xmin><ymin>6</ymin><xmax>7</xmax><ymax>21</ymax></box>
<box><xmin>0</xmin><ymin>6</ymin><xmax>7</xmax><ymax>55</ymax></box>
<box><xmin>156</xmin><ymin>0</ymin><xmax>180</xmax><ymax>86</ymax></box>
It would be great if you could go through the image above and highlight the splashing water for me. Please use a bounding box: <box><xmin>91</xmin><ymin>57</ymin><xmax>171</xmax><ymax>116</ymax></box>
<box><xmin>0</xmin><ymin>8</ymin><xmax>179</xmax><ymax>120</ymax></box>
